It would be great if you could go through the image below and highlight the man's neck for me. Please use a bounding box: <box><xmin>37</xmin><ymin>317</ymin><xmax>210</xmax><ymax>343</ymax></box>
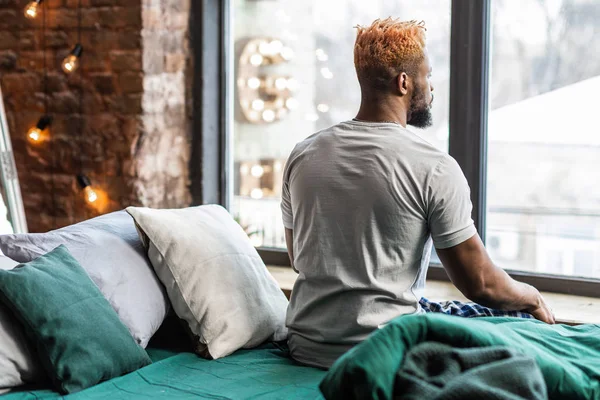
<box><xmin>355</xmin><ymin>96</ymin><xmax>408</xmax><ymax>128</ymax></box>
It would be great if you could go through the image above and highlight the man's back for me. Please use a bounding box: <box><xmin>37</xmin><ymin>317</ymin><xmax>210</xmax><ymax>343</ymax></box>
<box><xmin>281</xmin><ymin>120</ymin><xmax>476</xmax><ymax>368</ymax></box>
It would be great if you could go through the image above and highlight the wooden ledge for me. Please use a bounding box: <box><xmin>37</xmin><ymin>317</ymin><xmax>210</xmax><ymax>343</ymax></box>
<box><xmin>267</xmin><ymin>266</ymin><xmax>600</xmax><ymax>326</ymax></box>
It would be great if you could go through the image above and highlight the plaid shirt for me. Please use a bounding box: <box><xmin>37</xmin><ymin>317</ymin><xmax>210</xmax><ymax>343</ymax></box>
<box><xmin>419</xmin><ymin>297</ymin><xmax>534</xmax><ymax>319</ymax></box>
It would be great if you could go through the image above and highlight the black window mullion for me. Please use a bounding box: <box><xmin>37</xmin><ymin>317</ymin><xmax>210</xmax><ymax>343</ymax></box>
<box><xmin>190</xmin><ymin>0</ymin><xmax>228</xmax><ymax>207</ymax></box>
<box><xmin>448</xmin><ymin>0</ymin><xmax>491</xmax><ymax>243</ymax></box>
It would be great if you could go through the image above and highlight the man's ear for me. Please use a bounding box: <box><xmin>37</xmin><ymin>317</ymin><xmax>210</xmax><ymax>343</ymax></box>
<box><xmin>397</xmin><ymin>72</ymin><xmax>410</xmax><ymax>96</ymax></box>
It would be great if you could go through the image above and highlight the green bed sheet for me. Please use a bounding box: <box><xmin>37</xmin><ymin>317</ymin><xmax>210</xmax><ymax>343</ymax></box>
<box><xmin>4</xmin><ymin>345</ymin><xmax>326</xmax><ymax>399</ymax></box>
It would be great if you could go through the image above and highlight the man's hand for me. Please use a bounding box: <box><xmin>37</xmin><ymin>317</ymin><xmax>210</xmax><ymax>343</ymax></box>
<box><xmin>525</xmin><ymin>292</ymin><xmax>555</xmax><ymax>324</ymax></box>
<box><xmin>437</xmin><ymin>234</ymin><xmax>555</xmax><ymax>324</ymax></box>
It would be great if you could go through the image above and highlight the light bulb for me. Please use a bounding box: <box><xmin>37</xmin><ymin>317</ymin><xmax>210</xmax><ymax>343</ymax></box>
<box><xmin>84</xmin><ymin>186</ymin><xmax>98</xmax><ymax>204</ymax></box>
<box><xmin>274</xmin><ymin>161</ymin><xmax>283</xmax><ymax>172</ymax></box>
<box><xmin>321</xmin><ymin>67</ymin><xmax>334</xmax><ymax>79</ymax></box>
<box><xmin>26</xmin><ymin>115</ymin><xmax>51</xmax><ymax>144</ymax></box>
<box><xmin>316</xmin><ymin>48</ymin><xmax>329</xmax><ymax>62</ymax></box>
<box><xmin>275</xmin><ymin>77</ymin><xmax>287</xmax><ymax>90</ymax></box>
<box><xmin>250</xmin><ymin>188</ymin><xmax>264</xmax><ymax>199</ymax></box>
<box><xmin>27</xmin><ymin>127</ymin><xmax>42</xmax><ymax>143</ymax></box>
<box><xmin>251</xmin><ymin>165</ymin><xmax>264</xmax><ymax>178</ymax></box>
<box><xmin>62</xmin><ymin>44</ymin><xmax>83</xmax><ymax>74</ymax></box>
<box><xmin>250</xmin><ymin>54</ymin><xmax>263</xmax><ymax>66</ymax></box>
<box><xmin>280</xmin><ymin>47</ymin><xmax>294</xmax><ymax>61</ymax></box>
<box><xmin>62</xmin><ymin>55</ymin><xmax>78</xmax><ymax>73</ymax></box>
<box><xmin>286</xmin><ymin>78</ymin><xmax>299</xmax><ymax>91</ymax></box>
<box><xmin>240</xmin><ymin>164</ymin><xmax>249</xmax><ymax>175</ymax></box>
<box><xmin>269</xmin><ymin>40</ymin><xmax>283</xmax><ymax>54</ymax></box>
<box><xmin>24</xmin><ymin>1</ymin><xmax>40</xmax><ymax>19</ymax></box>
<box><xmin>247</xmin><ymin>77</ymin><xmax>261</xmax><ymax>89</ymax></box>
<box><xmin>317</xmin><ymin>103</ymin><xmax>330</xmax><ymax>113</ymax></box>
<box><xmin>262</xmin><ymin>109</ymin><xmax>275</xmax><ymax>122</ymax></box>
<box><xmin>285</xmin><ymin>98</ymin><xmax>299</xmax><ymax>110</ymax></box>
<box><xmin>252</xmin><ymin>99</ymin><xmax>265</xmax><ymax>111</ymax></box>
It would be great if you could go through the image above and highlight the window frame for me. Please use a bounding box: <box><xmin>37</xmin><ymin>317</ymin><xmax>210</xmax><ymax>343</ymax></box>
<box><xmin>200</xmin><ymin>0</ymin><xmax>600</xmax><ymax>297</ymax></box>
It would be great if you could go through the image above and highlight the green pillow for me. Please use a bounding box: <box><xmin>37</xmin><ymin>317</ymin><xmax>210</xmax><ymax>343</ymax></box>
<box><xmin>0</xmin><ymin>245</ymin><xmax>151</xmax><ymax>394</ymax></box>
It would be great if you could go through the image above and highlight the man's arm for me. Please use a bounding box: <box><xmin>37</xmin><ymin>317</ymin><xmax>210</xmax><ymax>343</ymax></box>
<box><xmin>436</xmin><ymin>234</ymin><xmax>555</xmax><ymax>324</ymax></box>
<box><xmin>284</xmin><ymin>228</ymin><xmax>297</xmax><ymax>273</ymax></box>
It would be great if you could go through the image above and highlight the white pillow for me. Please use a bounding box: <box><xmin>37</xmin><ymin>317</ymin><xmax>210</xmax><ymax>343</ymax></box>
<box><xmin>0</xmin><ymin>211</ymin><xmax>169</xmax><ymax>348</ymax></box>
<box><xmin>126</xmin><ymin>205</ymin><xmax>288</xmax><ymax>359</ymax></box>
<box><xmin>0</xmin><ymin>255</ymin><xmax>43</xmax><ymax>392</ymax></box>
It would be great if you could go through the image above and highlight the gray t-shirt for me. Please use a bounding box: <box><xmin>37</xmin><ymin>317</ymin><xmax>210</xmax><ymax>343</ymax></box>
<box><xmin>281</xmin><ymin>120</ymin><xmax>477</xmax><ymax>369</ymax></box>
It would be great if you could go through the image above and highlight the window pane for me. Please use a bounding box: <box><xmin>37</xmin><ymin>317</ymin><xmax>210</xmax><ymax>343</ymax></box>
<box><xmin>487</xmin><ymin>0</ymin><xmax>600</xmax><ymax>277</ymax></box>
<box><xmin>231</xmin><ymin>0</ymin><xmax>451</xmax><ymax>248</ymax></box>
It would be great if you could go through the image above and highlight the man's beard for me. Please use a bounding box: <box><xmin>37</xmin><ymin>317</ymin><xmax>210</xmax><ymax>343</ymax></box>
<box><xmin>407</xmin><ymin>86</ymin><xmax>433</xmax><ymax>129</ymax></box>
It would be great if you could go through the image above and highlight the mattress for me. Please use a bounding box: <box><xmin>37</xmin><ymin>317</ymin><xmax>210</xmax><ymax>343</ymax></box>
<box><xmin>4</xmin><ymin>344</ymin><xmax>326</xmax><ymax>399</ymax></box>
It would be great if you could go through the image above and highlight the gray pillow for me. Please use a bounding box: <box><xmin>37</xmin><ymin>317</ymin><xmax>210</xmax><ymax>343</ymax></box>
<box><xmin>0</xmin><ymin>255</ymin><xmax>43</xmax><ymax>392</ymax></box>
<box><xmin>0</xmin><ymin>211</ymin><xmax>169</xmax><ymax>348</ymax></box>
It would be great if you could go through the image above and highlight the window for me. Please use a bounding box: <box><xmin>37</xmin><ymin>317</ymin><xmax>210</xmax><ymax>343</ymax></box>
<box><xmin>486</xmin><ymin>0</ymin><xmax>600</xmax><ymax>278</ymax></box>
<box><xmin>204</xmin><ymin>0</ymin><xmax>600</xmax><ymax>295</ymax></box>
<box><xmin>230</xmin><ymin>0</ymin><xmax>451</xmax><ymax>248</ymax></box>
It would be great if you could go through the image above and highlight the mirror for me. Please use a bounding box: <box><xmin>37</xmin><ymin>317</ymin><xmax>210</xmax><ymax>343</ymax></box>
<box><xmin>0</xmin><ymin>84</ymin><xmax>28</xmax><ymax>234</ymax></box>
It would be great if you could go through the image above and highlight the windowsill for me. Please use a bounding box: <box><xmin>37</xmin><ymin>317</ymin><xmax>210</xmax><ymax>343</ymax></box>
<box><xmin>267</xmin><ymin>266</ymin><xmax>600</xmax><ymax>326</ymax></box>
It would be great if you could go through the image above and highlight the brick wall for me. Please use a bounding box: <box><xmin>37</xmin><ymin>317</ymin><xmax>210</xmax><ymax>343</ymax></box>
<box><xmin>0</xmin><ymin>0</ymin><xmax>192</xmax><ymax>233</ymax></box>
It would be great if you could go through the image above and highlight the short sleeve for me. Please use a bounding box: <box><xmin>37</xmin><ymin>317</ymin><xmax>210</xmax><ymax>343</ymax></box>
<box><xmin>281</xmin><ymin>162</ymin><xmax>294</xmax><ymax>230</ymax></box>
<box><xmin>427</xmin><ymin>156</ymin><xmax>477</xmax><ymax>249</ymax></box>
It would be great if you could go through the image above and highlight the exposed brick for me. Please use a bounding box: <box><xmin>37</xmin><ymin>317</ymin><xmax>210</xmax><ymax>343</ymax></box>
<box><xmin>45</xmin><ymin>9</ymin><xmax>79</xmax><ymax>29</ymax></box>
<box><xmin>46</xmin><ymin>31</ymin><xmax>70</xmax><ymax>48</ymax></box>
<box><xmin>18</xmin><ymin>31</ymin><xmax>37</xmax><ymax>50</ymax></box>
<box><xmin>164</xmin><ymin>52</ymin><xmax>184</xmax><ymax>73</ymax></box>
<box><xmin>110</xmin><ymin>50</ymin><xmax>141</xmax><ymax>71</ymax></box>
<box><xmin>0</xmin><ymin>49</ymin><xmax>16</xmax><ymax>70</ymax></box>
<box><xmin>0</xmin><ymin>31</ymin><xmax>17</xmax><ymax>49</ymax></box>
<box><xmin>90</xmin><ymin>73</ymin><xmax>115</xmax><ymax>94</ymax></box>
<box><xmin>48</xmin><ymin>91</ymin><xmax>79</xmax><ymax>113</ymax></box>
<box><xmin>2</xmin><ymin>0</ymin><xmax>192</xmax><ymax>231</ymax></box>
<box><xmin>117</xmin><ymin>71</ymin><xmax>143</xmax><ymax>94</ymax></box>
<box><xmin>1</xmin><ymin>72</ymin><xmax>41</xmax><ymax>93</ymax></box>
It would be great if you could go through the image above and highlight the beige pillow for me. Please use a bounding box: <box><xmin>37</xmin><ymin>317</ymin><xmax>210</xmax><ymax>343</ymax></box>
<box><xmin>126</xmin><ymin>205</ymin><xmax>288</xmax><ymax>359</ymax></box>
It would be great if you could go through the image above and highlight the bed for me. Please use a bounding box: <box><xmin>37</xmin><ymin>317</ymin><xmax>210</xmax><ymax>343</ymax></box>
<box><xmin>3</xmin><ymin>344</ymin><xmax>325</xmax><ymax>399</ymax></box>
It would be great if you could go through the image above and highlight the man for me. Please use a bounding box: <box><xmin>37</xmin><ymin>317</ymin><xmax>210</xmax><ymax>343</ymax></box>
<box><xmin>280</xmin><ymin>18</ymin><xmax>555</xmax><ymax>369</ymax></box>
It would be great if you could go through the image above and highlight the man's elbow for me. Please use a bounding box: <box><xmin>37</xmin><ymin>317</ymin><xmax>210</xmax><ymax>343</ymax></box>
<box><xmin>461</xmin><ymin>276</ymin><xmax>491</xmax><ymax>304</ymax></box>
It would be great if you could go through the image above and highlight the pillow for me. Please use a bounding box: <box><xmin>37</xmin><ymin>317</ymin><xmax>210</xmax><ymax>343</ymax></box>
<box><xmin>0</xmin><ymin>255</ymin><xmax>44</xmax><ymax>393</ymax></box>
<box><xmin>0</xmin><ymin>211</ymin><xmax>169</xmax><ymax>348</ymax></box>
<box><xmin>0</xmin><ymin>245</ymin><xmax>152</xmax><ymax>394</ymax></box>
<box><xmin>126</xmin><ymin>205</ymin><xmax>288</xmax><ymax>359</ymax></box>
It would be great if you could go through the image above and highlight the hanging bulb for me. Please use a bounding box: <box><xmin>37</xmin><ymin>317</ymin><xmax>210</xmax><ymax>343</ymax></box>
<box><xmin>26</xmin><ymin>115</ymin><xmax>52</xmax><ymax>144</ymax></box>
<box><xmin>24</xmin><ymin>0</ymin><xmax>42</xmax><ymax>19</ymax></box>
<box><xmin>62</xmin><ymin>44</ymin><xmax>83</xmax><ymax>74</ymax></box>
<box><xmin>77</xmin><ymin>175</ymin><xmax>97</xmax><ymax>204</ymax></box>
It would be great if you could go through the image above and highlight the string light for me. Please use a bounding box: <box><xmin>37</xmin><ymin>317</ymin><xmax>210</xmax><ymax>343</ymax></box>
<box><xmin>61</xmin><ymin>44</ymin><xmax>83</xmax><ymax>74</ymax></box>
<box><xmin>77</xmin><ymin>175</ymin><xmax>98</xmax><ymax>204</ymax></box>
<box><xmin>24</xmin><ymin>0</ymin><xmax>42</xmax><ymax>19</ymax></box>
<box><xmin>251</xmin><ymin>99</ymin><xmax>265</xmax><ymax>111</ymax></box>
<box><xmin>285</xmin><ymin>98</ymin><xmax>299</xmax><ymax>110</ymax></box>
<box><xmin>27</xmin><ymin>115</ymin><xmax>52</xmax><ymax>144</ymax></box>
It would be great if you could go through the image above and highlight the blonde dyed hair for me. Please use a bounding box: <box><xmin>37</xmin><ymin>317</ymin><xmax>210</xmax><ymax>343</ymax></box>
<box><xmin>354</xmin><ymin>18</ymin><xmax>427</xmax><ymax>91</ymax></box>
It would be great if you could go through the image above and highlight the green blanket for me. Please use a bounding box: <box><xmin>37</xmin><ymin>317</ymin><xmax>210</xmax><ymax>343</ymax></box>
<box><xmin>320</xmin><ymin>314</ymin><xmax>600</xmax><ymax>400</ymax></box>
<box><xmin>396</xmin><ymin>342</ymin><xmax>547</xmax><ymax>400</ymax></box>
<box><xmin>5</xmin><ymin>345</ymin><xmax>326</xmax><ymax>399</ymax></box>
